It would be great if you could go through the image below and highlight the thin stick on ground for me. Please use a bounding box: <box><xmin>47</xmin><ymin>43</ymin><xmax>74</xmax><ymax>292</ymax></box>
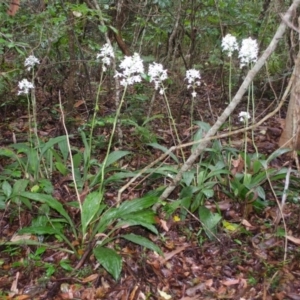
<box><xmin>266</xmin><ymin>169</ymin><xmax>288</xmax><ymax>263</ymax></box>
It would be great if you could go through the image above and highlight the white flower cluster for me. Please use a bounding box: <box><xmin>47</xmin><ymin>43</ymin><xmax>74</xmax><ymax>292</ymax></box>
<box><xmin>239</xmin><ymin>37</ymin><xmax>258</xmax><ymax>68</ymax></box>
<box><xmin>18</xmin><ymin>79</ymin><xmax>34</xmax><ymax>95</ymax></box>
<box><xmin>148</xmin><ymin>62</ymin><xmax>168</xmax><ymax>95</ymax></box>
<box><xmin>97</xmin><ymin>43</ymin><xmax>115</xmax><ymax>72</ymax></box>
<box><xmin>24</xmin><ymin>55</ymin><xmax>39</xmax><ymax>71</ymax></box>
<box><xmin>185</xmin><ymin>69</ymin><xmax>201</xmax><ymax>97</ymax></box>
<box><xmin>238</xmin><ymin>111</ymin><xmax>250</xmax><ymax>122</ymax></box>
<box><xmin>221</xmin><ymin>34</ymin><xmax>258</xmax><ymax>68</ymax></box>
<box><xmin>221</xmin><ymin>34</ymin><xmax>239</xmax><ymax>58</ymax></box>
<box><xmin>115</xmin><ymin>53</ymin><xmax>144</xmax><ymax>86</ymax></box>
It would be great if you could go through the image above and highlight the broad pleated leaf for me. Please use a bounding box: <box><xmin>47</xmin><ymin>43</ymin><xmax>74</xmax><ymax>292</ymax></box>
<box><xmin>105</xmin><ymin>151</ymin><xmax>131</xmax><ymax>167</ymax></box>
<box><xmin>81</xmin><ymin>191</ymin><xmax>103</xmax><ymax>237</ymax></box>
<box><xmin>93</xmin><ymin>246</ymin><xmax>122</xmax><ymax>280</ymax></box>
<box><xmin>19</xmin><ymin>192</ymin><xmax>76</xmax><ymax>236</ymax></box>
<box><xmin>148</xmin><ymin>143</ymin><xmax>179</xmax><ymax>163</ymax></box>
<box><xmin>122</xmin><ymin>233</ymin><xmax>162</xmax><ymax>255</ymax></box>
<box><xmin>198</xmin><ymin>206</ymin><xmax>221</xmax><ymax>240</ymax></box>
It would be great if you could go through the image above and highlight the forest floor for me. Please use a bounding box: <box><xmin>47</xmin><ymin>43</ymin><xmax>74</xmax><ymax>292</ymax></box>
<box><xmin>1</xmin><ymin>75</ymin><xmax>300</xmax><ymax>300</ymax></box>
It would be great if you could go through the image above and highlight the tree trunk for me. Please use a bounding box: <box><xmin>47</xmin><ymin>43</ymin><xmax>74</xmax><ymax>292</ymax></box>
<box><xmin>7</xmin><ymin>0</ymin><xmax>20</xmax><ymax>16</ymax></box>
<box><xmin>279</xmin><ymin>49</ymin><xmax>300</xmax><ymax>150</ymax></box>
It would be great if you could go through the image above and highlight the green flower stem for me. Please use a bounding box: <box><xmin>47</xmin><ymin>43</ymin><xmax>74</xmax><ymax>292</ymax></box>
<box><xmin>190</xmin><ymin>90</ymin><xmax>195</xmax><ymax>130</ymax></box>
<box><xmin>162</xmin><ymin>86</ymin><xmax>186</xmax><ymax>162</ymax></box>
<box><xmin>58</xmin><ymin>92</ymin><xmax>82</xmax><ymax>214</ymax></box>
<box><xmin>228</xmin><ymin>57</ymin><xmax>233</xmax><ymax>140</ymax></box>
<box><xmin>98</xmin><ymin>85</ymin><xmax>128</xmax><ymax>194</ymax></box>
<box><xmin>25</xmin><ymin>93</ymin><xmax>33</xmax><ymax>178</ymax></box>
<box><xmin>88</xmin><ymin>70</ymin><xmax>104</xmax><ymax>165</ymax></box>
<box><xmin>243</xmin><ymin>117</ymin><xmax>248</xmax><ymax>177</ymax></box>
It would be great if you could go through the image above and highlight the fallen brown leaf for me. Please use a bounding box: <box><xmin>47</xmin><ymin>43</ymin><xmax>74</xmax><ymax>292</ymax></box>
<box><xmin>82</xmin><ymin>274</ymin><xmax>99</xmax><ymax>283</ymax></box>
<box><xmin>160</xmin><ymin>245</ymin><xmax>188</xmax><ymax>264</ymax></box>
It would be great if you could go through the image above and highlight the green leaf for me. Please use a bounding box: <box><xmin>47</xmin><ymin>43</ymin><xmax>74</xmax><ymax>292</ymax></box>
<box><xmin>2</xmin><ymin>181</ymin><xmax>12</xmax><ymax>198</ymax></box>
<box><xmin>148</xmin><ymin>143</ymin><xmax>179</xmax><ymax>163</ymax></box>
<box><xmin>35</xmin><ymin>246</ymin><xmax>47</xmax><ymax>256</ymax></box>
<box><xmin>266</xmin><ymin>148</ymin><xmax>291</xmax><ymax>165</ymax></box>
<box><xmin>122</xmin><ymin>233</ymin><xmax>162</xmax><ymax>255</ymax></box>
<box><xmin>95</xmin><ymin>208</ymin><xmax>118</xmax><ymax>234</ymax></box>
<box><xmin>163</xmin><ymin>199</ymin><xmax>183</xmax><ymax>216</ymax></box>
<box><xmin>19</xmin><ymin>192</ymin><xmax>76</xmax><ymax>237</ymax></box>
<box><xmin>197</xmin><ymin>170</ymin><xmax>206</xmax><ymax>185</ymax></box>
<box><xmin>0</xmin><ymin>198</ymin><xmax>6</xmax><ymax>209</ymax></box>
<box><xmin>31</xmin><ymin>185</ymin><xmax>40</xmax><ymax>193</ymax></box>
<box><xmin>105</xmin><ymin>151</ymin><xmax>131</xmax><ymax>168</ymax></box>
<box><xmin>119</xmin><ymin>210</ymin><xmax>158</xmax><ymax>234</ymax></box>
<box><xmin>252</xmin><ymin>159</ymin><xmax>262</xmax><ymax>174</ymax></box>
<box><xmin>116</xmin><ymin>219</ymin><xmax>158</xmax><ymax>234</ymax></box>
<box><xmin>117</xmin><ymin>195</ymin><xmax>158</xmax><ymax>216</ymax></box>
<box><xmin>192</xmin><ymin>122</ymin><xmax>211</xmax><ymax>151</ymax></box>
<box><xmin>99</xmin><ymin>25</ymin><xmax>108</xmax><ymax>33</ymax></box>
<box><xmin>202</xmin><ymin>188</ymin><xmax>214</xmax><ymax>198</ymax></box>
<box><xmin>256</xmin><ymin>186</ymin><xmax>266</xmax><ymax>200</ymax></box>
<box><xmin>95</xmin><ymin>194</ymin><xmax>159</xmax><ymax>234</ymax></box>
<box><xmin>180</xmin><ymin>186</ymin><xmax>194</xmax><ymax>198</ymax></box>
<box><xmin>81</xmin><ymin>191</ymin><xmax>104</xmax><ymax>237</ymax></box>
<box><xmin>199</xmin><ymin>206</ymin><xmax>222</xmax><ymax>240</ymax></box>
<box><xmin>181</xmin><ymin>196</ymin><xmax>192</xmax><ymax>218</ymax></box>
<box><xmin>39</xmin><ymin>179</ymin><xmax>54</xmax><ymax>194</ymax></box>
<box><xmin>19</xmin><ymin>226</ymin><xmax>59</xmax><ymax>235</ymax></box>
<box><xmin>104</xmin><ymin>171</ymin><xmax>137</xmax><ymax>185</ymax></box>
<box><xmin>40</xmin><ymin>136</ymin><xmax>69</xmax><ymax>157</ymax></box>
<box><xmin>93</xmin><ymin>246</ymin><xmax>122</xmax><ymax>280</ymax></box>
<box><xmin>60</xmin><ymin>259</ymin><xmax>73</xmax><ymax>271</ymax></box>
<box><xmin>243</xmin><ymin>173</ymin><xmax>252</xmax><ymax>186</ymax></box>
<box><xmin>182</xmin><ymin>171</ymin><xmax>195</xmax><ymax>186</ymax></box>
<box><xmin>248</xmin><ymin>172</ymin><xmax>267</xmax><ymax>188</ymax></box>
<box><xmin>144</xmin><ymin>166</ymin><xmax>178</xmax><ymax>182</ymax></box>
<box><xmin>108</xmin><ymin>25</ymin><xmax>118</xmax><ymax>34</ymax></box>
<box><xmin>58</xmin><ymin>138</ymin><xmax>69</xmax><ymax>163</ymax></box>
<box><xmin>206</xmin><ymin>168</ymin><xmax>229</xmax><ymax>179</ymax></box>
<box><xmin>10</xmin><ymin>179</ymin><xmax>30</xmax><ymax>206</ymax></box>
<box><xmin>142</xmin><ymin>114</ymin><xmax>164</xmax><ymax>126</ymax></box>
<box><xmin>72</xmin><ymin>152</ymin><xmax>82</xmax><ymax>169</ymax></box>
<box><xmin>0</xmin><ymin>148</ymin><xmax>16</xmax><ymax>158</ymax></box>
<box><xmin>19</xmin><ymin>226</ymin><xmax>75</xmax><ymax>251</ymax></box>
<box><xmin>122</xmin><ymin>210</ymin><xmax>157</xmax><ymax>224</ymax></box>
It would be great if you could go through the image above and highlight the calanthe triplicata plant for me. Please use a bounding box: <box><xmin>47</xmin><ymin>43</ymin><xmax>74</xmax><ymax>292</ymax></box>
<box><xmin>185</xmin><ymin>69</ymin><xmax>201</xmax><ymax>98</ymax></box>
<box><xmin>97</xmin><ymin>43</ymin><xmax>114</xmax><ymax>72</ymax></box>
<box><xmin>239</xmin><ymin>37</ymin><xmax>259</xmax><ymax>68</ymax></box>
<box><xmin>148</xmin><ymin>62</ymin><xmax>168</xmax><ymax>95</ymax></box>
<box><xmin>115</xmin><ymin>52</ymin><xmax>144</xmax><ymax>86</ymax></box>
<box><xmin>18</xmin><ymin>54</ymin><xmax>39</xmax><ymax>95</ymax></box>
<box><xmin>238</xmin><ymin>111</ymin><xmax>250</xmax><ymax>123</ymax></box>
<box><xmin>17</xmin><ymin>78</ymin><xmax>34</xmax><ymax>95</ymax></box>
<box><xmin>221</xmin><ymin>34</ymin><xmax>239</xmax><ymax>58</ymax></box>
<box><xmin>24</xmin><ymin>55</ymin><xmax>40</xmax><ymax>71</ymax></box>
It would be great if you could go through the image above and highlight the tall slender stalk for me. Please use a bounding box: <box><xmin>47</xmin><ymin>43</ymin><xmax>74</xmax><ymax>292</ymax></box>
<box><xmin>99</xmin><ymin>86</ymin><xmax>128</xmax><ymax>193</ymax></box>
<box><xmin>162</xmin><ymin>88</ymin><xmax>186</xmax><ymax>162</ymax></box>
<box><xmin>88</xmin><ymin>70</ymin><xmax>104</xmax><ymax>165</ymax></box>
